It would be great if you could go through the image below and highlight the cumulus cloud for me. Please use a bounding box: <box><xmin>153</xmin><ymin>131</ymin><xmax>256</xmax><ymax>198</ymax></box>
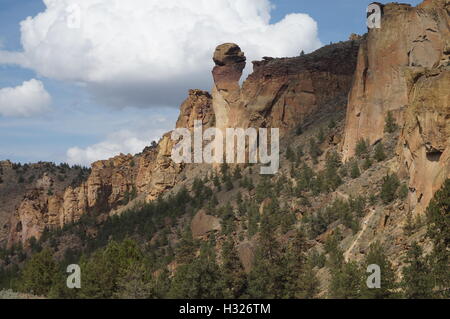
<box><xmin>0</xmin><ymin>79</ymin><xmax>52</xmax><ymax>117</ymax></box>
<box><xmin>66</xmin><ymin>128</ymin><xmax>167</xmax><ymax>166</ymax></box>
<box><xmin>0</xmin><ymin>0</ymin><xmax>321</xmax><ymax>108</ymax></box>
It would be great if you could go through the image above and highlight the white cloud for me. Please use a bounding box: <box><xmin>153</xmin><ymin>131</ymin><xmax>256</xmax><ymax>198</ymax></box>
<box><xmin>0</xmin><ymin>0</ymin><xmax>321</xmax><ymax>108</ymax></box>
<box><xmin>66</xmin><ymin>128</ymin><xmax>167</xmax><ymax>166</ymax></box>
<box><xmin>0</xmin><ymin>79</ymin><xmax>52</xmax><ymax>117</ymax></box>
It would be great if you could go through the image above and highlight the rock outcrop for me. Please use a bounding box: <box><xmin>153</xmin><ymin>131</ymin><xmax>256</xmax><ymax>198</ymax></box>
<box><xmin>7</xmin><ymin>146</ymin><xmax>180</xmax><ymax>246</ymax></box>
<box><xmin>211</xmin><ymin>41</ymin><xmax>361</xmax><ymax>133</ymax></box>
<box><xmin>6</xmin><ymin>38</ymin><xmax>361</xmax><ymax>246</ymax></box>
<box><xmin>190</xmin><ymin>209</ymin><xmax>221</xmax><ymax>238</ymax></box>
<box><xmin>341</xmin><ymin>0</ymin><xmax>450</xmax><ymax>213</ymax></box>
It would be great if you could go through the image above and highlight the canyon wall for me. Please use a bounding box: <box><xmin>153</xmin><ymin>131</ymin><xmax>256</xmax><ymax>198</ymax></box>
<box><xmin>6</xmin><ymin>38</ymin><xmax>361</xmax><ymax>246</ymax></box>
<box><xmin>212</xmin><ymin>40</ymin><xmax>360</xmax><ymax>132</ymax></box>
<box><xmin>341</xmin><ymin>0</ymin><xmax>449</xmax><ymax>213</ymax></box>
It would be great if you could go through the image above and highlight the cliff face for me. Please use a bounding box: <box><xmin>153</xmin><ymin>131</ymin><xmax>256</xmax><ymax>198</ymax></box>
<box><xmin>0</xmin><ymin>161</ymin><xmax>89</xmax><ymax>245</ymax></box>
<box><xmin>6</xmin><ymin>89</ymin><xmax>216</xmax><ymax>246</ymax></box>
<box><xmin>6</xmin><ymin>39</ymin><xmax>360</xmax><ymax>247</ymax></box>
<box><xmin>341</xmin><ymin>0</ymin><xmax>450</xmax><ymax>213</ymax></box>
<box><xmin>212</xmin><ymin>41</ymin><xmax>360</xmax><ymax>132</ymax></box>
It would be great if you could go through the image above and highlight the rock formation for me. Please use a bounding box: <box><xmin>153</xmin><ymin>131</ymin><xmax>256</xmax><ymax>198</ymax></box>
<box><xmin>4</xmin><ymin>39</ymin><xmax>361</xmax><ymax>246</ymax></box>
<box><xmin>190</xmin><ymin>209</ymin><xmax>221</xmax><ymax>238</ymax></box>
<box><xmin>211</xmin><ymin>41</ymin><xmax>360</xmax><ymax>133</ymax></box>
<box><xmin>341</xmin><ymin>0</ymin><xmax>450</xmax><ymax>213</ymax></box>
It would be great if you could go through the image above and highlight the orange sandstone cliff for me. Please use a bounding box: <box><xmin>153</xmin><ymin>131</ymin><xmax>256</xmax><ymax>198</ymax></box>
<box><xmin>341</xmin><ymin>0</ymin><xmax>449</xmax><ymax>214</ymax></box>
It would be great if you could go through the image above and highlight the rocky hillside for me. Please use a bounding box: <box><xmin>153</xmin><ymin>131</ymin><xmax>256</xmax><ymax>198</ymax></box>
<box><xmin>0</xmin><ymin>0</ymin><xmax>448</xmax><ymax>300</ymax></box>
<box><xmin>0</xmin><ymin>161</ymin><xmax>90</xmax><ymax>245</ymax></box>
<box><xmin>342</xmin><ymin>0</ymin><xmax>450</xmax><ymax>214</ymax></box>
<box><xmin>3</xmin><ymin>39</ymin><xmax>361</xmax><ymax>248</ymax></box>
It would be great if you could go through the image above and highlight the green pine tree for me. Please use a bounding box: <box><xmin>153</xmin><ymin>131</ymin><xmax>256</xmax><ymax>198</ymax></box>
<box><xmin>374</xmin><ymin>142</ymin><xmax>387</xmax><ymax>162</ymax></box>
<box><xmin>169</xmin><ymin>243</ymin><xmax>225</xmax><ymax>298</ymax></box>
<box><xmin>20</xmin><ymin>249</ymin><xmax>59</xmax><ymax>297</ymax></box>
<box><xmin>355</xmin><ymin>139</ymin><xmax>369</xmax><ymax>157</ymax></box>
<box><xmin>384</xmin><ymin>111</ymin><xmax>397</xmax><ymax>133</ymax></box>
<box><xmin>426</xmin><ymin>179</ymin><xmax>450</xmax><ymax>298</ymax></box>
<box><xmin>221</xmin><ymin>237</ymin><xmax>247</xmax><ymax>298</ymax></box>
<box><xmin>350</xmin><ymin>160</ymin><xmax>360</xmax><ymax>179</ymax></box>
<box><xmin>360</xmin><ymin>242</ymin><xmax>398</xmax><ymax>299</ymax></box>
<box><xmin>380</xmin><ymin>173</ymin><xmax>400</xmax><ymax>204</ymax></box>
<box><xmin>401</xmin><ymin>242</ymin><xmax>434</xmax><ymax>299</ymax></box>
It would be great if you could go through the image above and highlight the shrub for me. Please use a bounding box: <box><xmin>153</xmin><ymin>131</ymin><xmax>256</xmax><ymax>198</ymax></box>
<box><xmin>374</xmin><ymin>142</ymin><xmax>387</xmax><ymax>162</ymax></box>
<box><xmin>384</xmin><ymin>111</ymin><xmax>397</xmax><ymax>133</ymax></box>
<box><xmin>380</xmin><ymin>173</ymin><xmax>400</xmax><ymax>204</ymax></box>
<box><xmin>355</xmin><ymin>139</ymin><xmax>369</xmax><ymax>157</ymax></box>
<box><xmin>350</xmin><ymin>160</ymin><xmax>360</xmax><ymax>179</ymax></box>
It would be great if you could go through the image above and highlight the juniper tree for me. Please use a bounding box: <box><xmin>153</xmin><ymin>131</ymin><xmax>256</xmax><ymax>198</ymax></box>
<box><xmin>350</xmin><ymin>160</ymin><xmax>360</xmax><ymax>179</ymax></box>
<box><xmin>374</xmin><ymin>142</ymin><xmax>387</xmax><ymax>162</ymax></box>
<box><xmin>426</xmin><ymin>179</ymin><xmax>450</xmax><ymax>298</ymax></box>
<box><xmin>221</xmin><ymin>237</ymin><xmax>247</xmax><ymax>298</ymax></box>
<box><xmin>380</xmin><ymin>173</ymin><xmax>400</xmax><ymax>204</ymax></box>
<box><xmin>360</xmin><ymin>242</ymin><xmax>398</xmax><ymax>299</ymax></box>
<box><xmin>355</xmin><ymin>138</ymin><xmax>369</xmax><ymax>157</ymax></box>
<box><xmin>401</xmin><ymin>242</ymin><xmax>434</xmax><ymax>299</ymax></box>
<box><xmin>284</xmin><ymin>229</ymin><xmax>319</xmax><ymax>299</ymax></box>
<box><xmin>169</xmin><ymin>244</ymin><xmax>225</xmax><ymax>299</ymax></box>
<box><xmin>329</xmin><ymin>261</ymin><xmax>363</xmax><ymax>299</ymax></box>
<box><xmin>384</xmin><ymin>111</ymin><xmax>397</xmax><ymax>133</ymax></box>
<box><xmin>20</xmin><ymin>249</ymin><xmax>59</xmax><ymax>297</ymax></box>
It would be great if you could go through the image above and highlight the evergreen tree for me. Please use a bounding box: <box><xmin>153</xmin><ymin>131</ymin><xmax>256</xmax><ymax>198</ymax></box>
<box><xmin>350</xmin><ymin>160</ymin><xmax>360</xmax><ymax>179</ymax></box>
<box><xmin>176</xmin><ymin>227</ymin><xmax>196</xmax><ymax>264</ymax></box>
<box><xmin>355</xmin><ymin>139</ymin><xmax>369</xmax><ymax>157</ymax></box>
<box><xmin>384</xmin><ymin>111</ymin><xmax>397</xmax><ymax>133</ymax></box>
<box><xmin>284</xmin><ymin>229</ymin><xmax>319</xmax><ymax>299</ymax></box>
<box><xmin>324</xmin><ymin>151</ymin><xmax>342</xmax><ymax>191</ymax></box>
<box><xmin>221</xmin><ymin>237</ymin><xmax>247</xmax><ymax>298</ymax></box>
<box><xmin>150</xmin><ymin>268</ymin><xmax>171</xmax><ymax>298</ymax></box>
<box><xmin>80</xmin><ymin>239</ymin><xmax>147</xmax><ymax>299</ymax></box>
<box><xmin>374</xmin><ymin>142</ymin><xmax>387</xmax><ymax>162</ymax></box>
<box><xmin>398</xmin><ymin>183</ymin><xmax>408</xmax><ymax>199</ymax></box>
<box><xmin>325</xmin><ymin>231</ymin><xmax>344</xmax><ymax>270</ymax></box>
<box><xmin>401</xmin><ymin>242</ymin><xmax>434</xmax><ymax>299</ymax></box>
<box><xmin>329</xmin><ymin>261</ymin><xmax>363</xmax><ymax>299</ymax></box>
<box><xmin>169</xmin><ymin>243</ymin><xmax>225</xmax><ymax>298</ymax></box>
<box><xmin>380</xmin><ymin>173</ymin><xmax>400</xmax><ymax>204</ymax></box>
<box><xmin>20</xmin><ymin>249</ymin><xmax>58</xmax><ymax>297</ymax></box>
<box><xmin>360</xmin><ymin>242</ymin><xmax>398</xmax><ymax>299</ymax></box>
<box><xmin>114</xmin><ymin>262</ymin><xmax>152</xmax><ymax>299</ymax></box>
<box><xmin>247</xmin><ymin>214</ymin><xmax>286</xmax><ymax>298</ymax></box>
<box><xmin>426</xmin><ymin>179</ymin><xmax>450</xmax><ymax>298</ymax></box>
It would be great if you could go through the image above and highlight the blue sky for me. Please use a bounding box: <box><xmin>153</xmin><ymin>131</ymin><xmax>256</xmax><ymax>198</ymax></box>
<box><xmin>0</xmin><ymin>0</ymin><xmax>422</xmax><ymax>165</ymax></box>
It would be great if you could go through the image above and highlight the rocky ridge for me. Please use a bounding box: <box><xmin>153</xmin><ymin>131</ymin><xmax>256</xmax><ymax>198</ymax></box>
<box><xmin>4</xmin><ymin>39</ymin><xmax>360</xmax><ymax>247</ymax></box>
<box><xmin>341</xmin><ymin>0</ymin><xmax>450</xmax><ymax>215</ymax></box>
